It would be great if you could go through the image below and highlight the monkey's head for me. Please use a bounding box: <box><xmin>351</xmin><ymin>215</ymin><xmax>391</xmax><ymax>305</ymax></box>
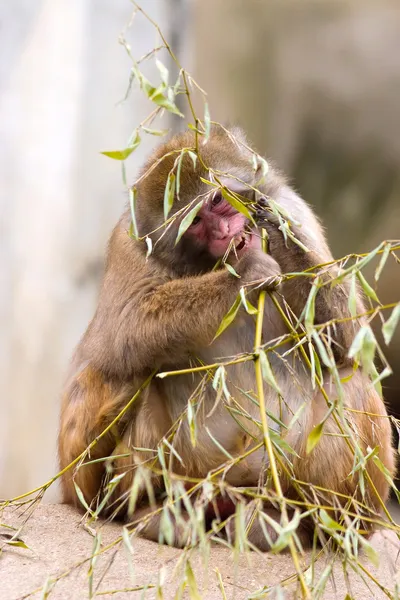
<box><xmin>133</xmin><ymin>125</ymin><xmax>282</xmax><ymax>275</ymax></box>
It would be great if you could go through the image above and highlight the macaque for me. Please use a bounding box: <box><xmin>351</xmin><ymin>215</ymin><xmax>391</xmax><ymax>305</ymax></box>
<box><xmin>59</xmin><ymin>125</ymin><xmax>395</xmax><ymax>550</ymax></box>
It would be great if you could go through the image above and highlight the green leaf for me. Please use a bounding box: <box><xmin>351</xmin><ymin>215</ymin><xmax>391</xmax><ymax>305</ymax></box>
<box><xmin>101</xmin><ymin>132</ymin><xmax>141</xmax><ymax>160</ymax></box>
<box><xmin>356</xmin><ymin>271</ymin><xmax>380</xmax><ymax>303</ymax></box>
<box><xmin>205</xmin><ymin>426</ymin><xmax>233</xmax><ymax>459</ymax></box>
<box><xmin>188</xmin><ymin>151</ymin><xmax>197</xmax><ymax>169</ymax></box>
<box><xmin>155</xmin><ymin>59</ymin><xmax>169</xmax><ymax>85</ymax></box>
<box><xmin>259</xmin><ymin>350</ymin><xmax>282</xmax><ymax>395</ymax></box>
<box><xmin>225</xmin><ymin>263</ymin><xmax>240</xmax><ymax>278</ymax></box>
<box><xmin>306</xmin><ymin>422</ymin><xmax>324</xmax><ymax>454</ymax></box>
<box><xmin>151</xmin><ymin>90</ymin><xmax>183</xmax><ymax>116</ymax></box>
<box><xmin>319</xmin><ymin>509</ymin><xmax>345</xmax><ymax>531</ymax></box>
<box><xmin>372</xmin><ymin>454</ymin><xmax>400</xmax><ymax>502</ymax></box>
<box><xmin>348</xmin><ymin>272</ymin><xmax>358</xmax><ymax>317</ymax></box>
<box><xmin>333</xmin><ymin>243</ymin><xmax>383</xmax><ymax>285</ymax></box>
<box><xmin>303</xmin><ymin>278</ymin><xmax>320</xmax><ymax>333</ymax></box>
<box><xmin>204</xmin><ymin>103</ymin><xmax>211</xmax><ymax>141</ymax></box>
<box><xmin>145</xmin><ymin>236</ymin><xmax>153</xmax><ymax>258</ymax></box>
<box><xmin>175</xmin><ymin>202</ymin><xmax>203</xmax><ymax>245</ymax></box>
<box><xmin>187</xmin><ymin>400</ymin><xmax>197</xmax><ymax>447</ymax></box>
<box><xmin>309</xmin><ymin>341</ymin><xmax>322</xmax><ymax>389</ymax></box>
<box><xmin>176</xmin><ymin>150</ymin><xmax>185</xmax><ymax>196</ymax></box>
<box><xmin>163</xmin><ymin>172</ymin><xmax>176</xmax><ymax>220</ymax></box>
<box><xmin>213</xmin><ymin>294</ymin><xmax>241</xmax><ymax>340</ymax></box>
<box><xmin>359</xmin><ymin>536</ymin><xmax>380</xmax><ymax>567</ymax></box>
<box><xmin>101</xmin><ymin>146</ymin><xmax>138</xmax><ymax>161</ymax></box>
<box><xmin>160</xmin><ymin>507</ymin><xmax>174</xmax><ymax>546</ymax></box>
<box><xmin>142</xmin><ymin>126</ymin><xmax>168</xmax><ymax>136</ymax></box>
<box><xmin>382</xmin><ymin>303</ymin><xmax>400</xmax><ymax>345</ymax></box>
<box><xmin>221</xmin><ymin>188</ymin><xmax>254</xmax><ymax>223</ymax></box>
<box><xmin>311</xmin><ymin>331</ymin><xmax>334</xmax><ymax>369</ymax></box>
<box><xmin>127</xmin><ymin>469</ymin><xmax>143</xmax><ymax>517</ymax></box>
<box><xmin>129</xmin><ymin>187</ymin><xmax>139</xmax><ymax>239</ymax></box>
<box><xmin>375</xmin><ymin>243</ymin><xmax>390</xmax><ymax>281</ymax></box>
<box><xmin>348</xmin><ymin>325</ymin><xmax>376</xmax><ymax>375</ymax></box>
<box><xmin>74</xmin><ymin>481</ymin><xmax>95</xmax><ymax>517</ymax></box>
<box><xmin>239</xmin><ymin>287</ymin><xmax>257</xmax><ymax>314</ymax></box>
<box><xmin>5</xmin><ymin>539</ymin><xmax>30</xmax><ymax>550</ymax></box>
<box><xmin>185</xmin><ymin>561</ymin><xmax>201</xmax><ymax>600</ymax></box>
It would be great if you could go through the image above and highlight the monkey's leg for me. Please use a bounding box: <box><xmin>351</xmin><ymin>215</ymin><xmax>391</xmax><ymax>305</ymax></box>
<box><xmin>58</xmin><ymin>367</ymin><xmax>133</xmax><ymax>507</ymax></box>
<box><xmin>224</xmin><ymin>504</ymin><xmax>310</xmax><ymax>551</ymax></box>
<box><xmin>128</xmin><ymin>503</ymin><xmax>193</xmax><ymax>548</ymax></box>
<box><xmin>290</xmin><ymin>369</ymin><xmax>395</xmax><ymax>525</ymax></box>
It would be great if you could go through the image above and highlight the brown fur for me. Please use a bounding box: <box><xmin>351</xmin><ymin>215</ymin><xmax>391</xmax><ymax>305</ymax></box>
<box><xmin>58</xmin><ymin>125</ymin><xmax>395</xmax><ymax>548</ymax></box>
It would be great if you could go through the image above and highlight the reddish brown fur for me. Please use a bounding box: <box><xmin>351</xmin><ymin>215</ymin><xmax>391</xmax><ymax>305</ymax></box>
<box><xmin>58</xmin><ymin>126</ymin><xmax>395</xmax><ymax>549</ymax></box>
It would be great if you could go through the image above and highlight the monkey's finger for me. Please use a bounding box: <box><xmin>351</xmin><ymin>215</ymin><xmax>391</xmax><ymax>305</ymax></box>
<box><xmin>257</xmin><ymin>195</ymin><xmax>269</xmax><ymax>208</ymax></box>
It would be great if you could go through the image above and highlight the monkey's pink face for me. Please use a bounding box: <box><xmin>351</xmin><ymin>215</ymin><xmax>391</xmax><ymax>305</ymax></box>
<box><xmin>185</xmin><ymin>191</ymin><xmax>260</xmax><ymax>258</ymax></box>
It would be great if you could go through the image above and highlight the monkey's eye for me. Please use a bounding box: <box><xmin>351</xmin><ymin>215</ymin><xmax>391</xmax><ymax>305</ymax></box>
<box><xmin>212</xmin><ymin>191</ymin><xmax>222</xmax><ymax>206</ymax></box>
<box><xmin>191</xmin><ymin>216</ymin><xmax>201</xmax><ymax>225</ymax></box>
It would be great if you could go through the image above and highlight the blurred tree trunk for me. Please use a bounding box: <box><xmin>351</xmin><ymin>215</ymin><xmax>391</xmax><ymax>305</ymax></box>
<box><xmin>0</xmin><ymin>0</ymin><xmax>185</xmax><ymax>499</ymax></box>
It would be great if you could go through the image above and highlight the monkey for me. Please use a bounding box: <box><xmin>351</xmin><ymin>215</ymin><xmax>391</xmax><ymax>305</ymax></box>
<box><xmin>58</xmin><ymin>125</ymin><xmax>395</xmax><ymax>550</ymax></box>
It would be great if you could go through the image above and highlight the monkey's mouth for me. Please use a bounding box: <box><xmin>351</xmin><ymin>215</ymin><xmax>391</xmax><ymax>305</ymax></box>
<box><xmin>234</xmin><ymin>232</ymin><xmax>252</xmax><ymax>252</ymax></box>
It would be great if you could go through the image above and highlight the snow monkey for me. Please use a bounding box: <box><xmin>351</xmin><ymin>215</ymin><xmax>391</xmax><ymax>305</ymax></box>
<box><xmin>59</xmin><ymin>125</ymin><xmax>394</xmax><ymax>549</ymax></box>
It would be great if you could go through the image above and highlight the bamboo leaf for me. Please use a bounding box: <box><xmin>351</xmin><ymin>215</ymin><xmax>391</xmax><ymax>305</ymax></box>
<box><xmin>176</xmin><ymin>150</ymin><xmax>185</xmax><ymax>195</ymax></box>
<box><xmin>151</xmin><ymin>89</ymin><xmax>183</xmax><ymax>116</ymax></box>
<box><xmin>303</xmin><ymin>278</ymin><xmax>320</xmax><ymax>333</ymax></box>
<box><xmin>142</xmin><ymin>126</ymin><xmax>168</xmax><ymax>136</ymax></box>
<box><xmin>155</xmin><ymin>59</ymin><xmax>169</xmax><ymax>85</ymax></box>
<box><xmin>187</xmin><ymin>400</ymin><xmax>197</xmax><ymax>447</ymax></box>
<box><xmin>221</xmin><ymin>188</ymin><xmax>254</xmax><ymax>223</ymax></box>
<box><xmin>145</xmin><ymin>236</ymin><xmax>153</xmax><ymax>258</ymax></box>
<box><xmin>213</xmin><ymin>294</ymin><xmax>241</xmax><ymax>340</ymax></box>
<box><xmin>259</xmin><ymin>350</ymin><xmax>282</xmax><ymax>395</ymax></box>
<box><xmin>348</xmin><ymin>272</ymin><xmax>358</xmax><ymax>317</ymax></box>
<box><xmin>382</xmin><ymin>303</ymin><xmax>400</xmax><ymax>345</ymax></box>
<box><xmin>185</xmin><ymin>561</ymin><xmax>201</xmax><ymax>600</ymax></box>
<box><xmin>129</xmin><ymin>187</ymin><xmax>139</xmax><ymax>239</ymax></box>
<box><xmin>205</xmin><ymin>426</ymin><xmax>234</xmax><ymax>459</ymax></box>
<box><xmin>5</xmin><ymin>539</ymin><xmax>30</xmax><ymax>550</ymax></box>
<box><xmin>164</xmin><ymin>172</ymin><xmax>176</xmax><ymax>220</ymax></box>
<box><xmin>306</xmin><ymin>422</ymin><xmax>324</xmax><ymax>454</ymax></box>
<box><xmin>175</xmin><ymin>202</ymin><xmax>203</xmax><ymax>245</ymax></box>
<box><xmin>74</xmin><ymin>481</ymin><xmax>95</xmax><ymax>517</ymax></box>
<box><xmin>359</xmin><ymin>537</ymin><xmax>380</xmax><ymax>567</ymax></box>
<box><xmin>375</xmin><ymin>243</ymin><xmax>390</xmax><ymax>281</ymax></box>
<box><xmin>225</xmin><ymin>263</ymin><xmax>240</xmax><ymax>278</ymax></box>
<box><xmin>204</xmin><ymin>103</ymin><xmax>211</xmax><ymax>141</ymax></box>
<box><xmin>319</xmin><ymin>509</ymin><xmax>345</xmax><ymax>531</ymax></box>
<box><xmin>101</xmin><ymin>132</ymin><xmax>141</xmax><ymax>160</ymax></box>
<box><xmin>356</xmin><ymin>271</ymin><xmax>380</xmax><ymax>304</ymax></box>
<box><xmin>160</xmin><ymin>507</ymin><xmax>174</xmax><ymax>546</ymax></box>
<box><xmin>311</xmin><ymin>331</ymin><xmax>334</xmax><ymax>368</ymax></box>
<box><xmin>348</xmin><ymin>325</ymin><xmax>376</xmax><ymax>376</ymax></box>
<box><xmin>127</xmin><ymin>469</ymin><xmax>144</xmax><ymax>517</ymax></box>
<box><xmin>239</xmin><ymin>287</ymin><xmax>258</xmax><ymax>314</ymax></box>
<box><xmin>188</xmin><ymin>151</ymin><xmax>197</xmax><ymax>169</ymax></box>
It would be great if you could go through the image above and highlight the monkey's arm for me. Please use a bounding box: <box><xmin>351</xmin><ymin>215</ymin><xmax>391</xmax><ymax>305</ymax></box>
<box><xmin>84</xmin><ymin>247</ymin><xmax>280</xmax><ymax>377</ymax></box>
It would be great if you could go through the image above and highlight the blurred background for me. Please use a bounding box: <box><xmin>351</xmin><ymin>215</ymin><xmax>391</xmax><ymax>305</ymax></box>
<box><xmin>1</xmin><ymin>0</ymin><xmax>399</xmax><ymax>500</ymax></box>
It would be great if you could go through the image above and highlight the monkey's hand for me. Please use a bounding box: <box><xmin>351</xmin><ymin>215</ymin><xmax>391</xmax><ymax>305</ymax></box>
<box><xmin>235</xmin><ymin>249</ymin><xmax>281</xmax><ymax>292</ymax></box>
<box><xmin>255</xmin><ymin>196</ymin><xmax>296</xmax><ymax>234</ymax></box>
<box><xmin>254</xmin><ymin>195</ymin><xmax>308</xmax><ymax>252</ymax></box>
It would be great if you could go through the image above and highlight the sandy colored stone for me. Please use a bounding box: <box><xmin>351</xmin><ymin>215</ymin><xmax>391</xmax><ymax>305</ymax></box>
<box><xmin>0</xmin><ymin>504</ymin><xmax>399</xmax><ymax>600</ymax></box>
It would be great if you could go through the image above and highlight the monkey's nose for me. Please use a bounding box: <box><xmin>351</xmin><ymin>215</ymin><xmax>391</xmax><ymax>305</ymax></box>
<box><xmin>212</xmin><ymin>218</ymin><xmax>229</xmax><ymax>239</ymax></box>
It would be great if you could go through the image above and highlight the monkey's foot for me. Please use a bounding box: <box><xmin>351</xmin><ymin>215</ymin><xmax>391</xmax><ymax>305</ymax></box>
<box><xmin>225</xmin><ymin>506</ymin><xmax>310</xmax><ymax>552</ymax></box>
